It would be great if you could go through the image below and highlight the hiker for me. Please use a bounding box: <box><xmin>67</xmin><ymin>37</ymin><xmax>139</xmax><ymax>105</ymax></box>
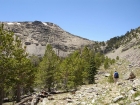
<box><xmin>113</xmin><ymin>71</ymin><xmax>119</xmax><ymax>83</ymax></box>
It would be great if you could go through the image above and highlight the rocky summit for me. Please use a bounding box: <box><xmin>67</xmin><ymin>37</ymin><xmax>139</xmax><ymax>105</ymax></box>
<box><xmin>2</xmin><ymin>21</ymin><xmax>94</xmax><ymax>57</ymax></box>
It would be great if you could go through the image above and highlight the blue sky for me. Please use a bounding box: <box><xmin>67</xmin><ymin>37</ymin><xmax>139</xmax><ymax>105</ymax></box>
<box><xmin>0</xmin><ymin>0</ymin><xmax>140</xmax><ymax>41</ymax></box>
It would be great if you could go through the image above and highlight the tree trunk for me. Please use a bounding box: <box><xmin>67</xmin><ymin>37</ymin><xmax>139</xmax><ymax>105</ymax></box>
<box><xmin>0</xmin><ymin>88</ymin><xmax>4</xmax><ymax>105</ymax></box>
<box><xmin>16</xmin><ymin>84</ymin><xmax>21</xmax><ymax>102</ymax></box>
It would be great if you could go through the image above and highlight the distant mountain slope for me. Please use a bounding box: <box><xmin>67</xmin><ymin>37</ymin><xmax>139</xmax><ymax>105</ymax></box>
<box><xmin>105</xmin><ymin>27</ymin><xmax>140</xmax><ymax>67</ymax></box>
<box><xmin>2</xmin><ymin>21</ymin><xmax>140</xmax><ymax>66</ymax></box>
<box><xmin>2</xmin><ymin>21</ymin><xmax>94</xmax><ymax>57</ymax></box>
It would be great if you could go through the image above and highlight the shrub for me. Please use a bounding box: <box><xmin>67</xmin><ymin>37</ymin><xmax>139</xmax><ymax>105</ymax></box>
<box><xmin>116</xmin><ymin>56</ymin><xmax>119</xmax><ymax>60</ymax></box>
<box><xmin>108</xmin><ymin>71</ymin><xmax>114</xmax><ymax>83</ymax></box>
<box><xmin>133</xmin><ymin>91</ymin><xmax>140</xmax><ymax>98</ymax></box>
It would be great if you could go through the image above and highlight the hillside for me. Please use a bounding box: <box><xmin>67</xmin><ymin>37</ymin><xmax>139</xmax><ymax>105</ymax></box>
<box><xmin>2</xmin><ymin>21</ymin><xmax>94</xmax><ymax>57</ymax></box>
<box><xmin>105</xmin><ymin>27</ymin><xmax>140</xmax><ymax>67</ymax></box>
<box><xmin>11</xmin><ymin>60</ymin><xmax>140</xmax><ymax>105</ymax></box>
<box><xmin>2</xmin><ymin>21</ymin><xmax>140</xmax><ymax>67</ymax></box>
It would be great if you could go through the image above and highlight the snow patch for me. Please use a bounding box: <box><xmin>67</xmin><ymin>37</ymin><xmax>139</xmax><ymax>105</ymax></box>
<box><xmin>7</xmin><ymin>23</ymin><xmax>14</xmax><ymax>25</ymax></box>
<box><xmin>16</xmin><ymin>23</ymin><xmax>21</xmax><ymax>25</ymax></box>
<box><xmin>43</xmin><ymin>22</ymin><xmax>47</xmax><ymax>26</ymax></box>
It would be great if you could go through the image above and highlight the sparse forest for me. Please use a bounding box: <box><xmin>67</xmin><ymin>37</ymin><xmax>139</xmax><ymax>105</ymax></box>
<box><xmin>0</xmin><ymin>24</ymin><xmax>116</xmax><ymax>104</ymax></box>
<box><xmin>104</xmin><ymin>27</ymin><xmax>140</xmax><ymax>53</ymax></box>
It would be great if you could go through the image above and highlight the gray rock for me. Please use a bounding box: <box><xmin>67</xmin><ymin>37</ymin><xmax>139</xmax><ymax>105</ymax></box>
<box><xmin>129</xmin><ymin>101</ymin><xmax>138</xmax><ymax>105</ymax></box>
<box><xmin>81</xmin><ymin>102</ymin><xmax>86</xmax><ymax>105</ymax></box>
<box><xmin>109</xmin><ymin>103</ymin><xmax>119</xmax><ymax>105</ymax></box>
<box><xmin>91</xmin><ymin>99</ymin><xmax>95</xmax><ymax>103</ymax></box>
<box><xmin>104</xmin><ymin>73</ymin><xmax>110</xmax><ymax>77</ymax></box>
<box><xmin>87</xmin><ymin>88</ymin><xmax>94</xmax><ymax>93</ymax></box>
<box><xmin>133</xmin><ymin>79</ymin><xmax>140</xmax><ymax>87</ymax></box>
<box><xmin>112</xmin><ymin>95</ymin><xmax>124</xmax><ymax>103</ymax></box>
<box><xmin>130</xmin><ymin>90</ymin><xmax>136</xmax><ymax>95</ymax></box>
<box><xmin>116</xmin><ymin>82</ymin><xmax>123</xmax><ymax>85</ymax></box>
<box><xmin>42</xmin><ymin>98</ymin><xmax>49</xmax><ymax>105</ymax></box>
<box><xmin>67</xmin><ymin>98</ymin><xmax>73</xmax><ymax>103</ymax></box>
<box><xmin>135</xmin><ymin>96</ymin><xmax>140</xmax><ymax>101</ymax></box>
<box><xmin>25</xmin><ymin>41</ymin><xmax>31</xmax><ymax>45</ymax></box>
<box><xmin>126</xmin><ymin>72</ymin><xmax>136</xmax><ymax>80</ymax></box>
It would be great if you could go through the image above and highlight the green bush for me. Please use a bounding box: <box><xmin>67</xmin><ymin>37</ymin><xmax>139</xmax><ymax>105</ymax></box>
<box><xmin>116</xmin><ymin>56</ymin><xmax>119</xmax><ymax>60</ymax></box>
<box><xmin>108</xmin><ymin>71</ymin><xmax>114</xmax><ymax>83</ymax></box>
<box><xmin>133</xmin><ymin>91</ymin><xmax>140</xmax><ymax>98</ymax></box>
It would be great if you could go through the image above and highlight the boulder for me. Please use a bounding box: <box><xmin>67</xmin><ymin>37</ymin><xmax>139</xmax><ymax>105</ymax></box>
<box><xmin>135</xmin><ymin>96</ymin><xmax>140</xmax><ymax>101</ymax></box>
<box><xmin>112</xmin><ymin>95</ymin><xmax>124</xmax><ymax>103</ymax></box>
<box><xmin>104</xmin><ymin>73</ymin><xmax>110</xmax><ymax>77</ymax></box>
<box><xmin>126</xmin><ymin>72</ymin><xmax>136</xmax><ymax>80</ymax></box>
<box><xmin>42</xmin><ymin>98</ymin><xmax>49</xmax><ymax>105</ymax></box>
<box><xmin>25</xmin><ymin>41</ymin><xmax>31</xmax><ymax>45</ymax></box>
<box><xmin>133</xmin><ymin>79</ymin><xmax>140</xmax><ymax>87</ymax></box>
<box><xmin>129</xmin><ymin>102</ymin><xmax>138</xmax><ymax>105</ymax></box>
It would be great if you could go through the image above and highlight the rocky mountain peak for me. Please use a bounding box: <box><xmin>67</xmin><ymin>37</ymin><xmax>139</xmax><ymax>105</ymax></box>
<box><xmin>2</xmin><ymin>21</ymin><xmax>94</xmax><ymax>57</ymax></box>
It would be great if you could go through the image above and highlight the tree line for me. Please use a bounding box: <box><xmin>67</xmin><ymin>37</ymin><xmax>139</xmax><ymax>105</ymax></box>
<box><xmin>105</xmin><ymin>27</ymin><xmax>140</xmax><ymax>53</ymax></box>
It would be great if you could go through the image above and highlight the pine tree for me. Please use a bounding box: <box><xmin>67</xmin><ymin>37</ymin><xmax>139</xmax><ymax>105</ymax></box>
<box><xmin>0</xmin><ymin>24</ymin><xmax>35</xmax><ymax>103</ymax></box>
<box><xmin>104</xmin><ymin>57</ymin><xmax>109</xmax><ymax>70</ymax></box>
<box><xmin>87</xmin><ymin>56</ymin><xmax>97</xmax><ymax>84</ymax></box>
<box><xmin>60</xmin><ymin>50</ymin><xmax>86</xmax><ymax>90</ymax></box>
<box><xmin>80</xmin><ymin>46</ymin><xmax>98</xmax><ymax>84</ymax></box>
<box><xmin>0</xmin><ymin>24</ymin><xmax>15</xmax><ymax>105</ymax></box>
<box><xmin>71</xmin><ymin>51</ymin><xmax>86</xmax><ymax>87</ymax></box>
<box><xmin>37</xmin><ymin>44</ymin><xmax>59</xmax><ymax>92</ymax></box>
<box><xmin>12</xmin><ymin>36</ymin><xmax>35</xmax><ymax>102</ymax></box>
<box><xmin>88</xmin><ymin>50</ymin><xmax>98</xmax><ymax>84</ymax></box>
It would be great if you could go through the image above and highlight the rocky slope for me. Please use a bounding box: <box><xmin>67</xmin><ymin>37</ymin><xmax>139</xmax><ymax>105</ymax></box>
<box><xmin>26</xmin><ymin>61</ymin><xmax>140</xmax><ymax>105</ymax></box>
<box><xmin>2</xmin><ymin>21</ymin><xmax>94</xmax><ymax>57</ymax></box>
<box><xmin>3</xmin><ymin>60</ymin><xmax>140</xmax><ymax>105</ymax></box>
<box><xmin>106</xmin><ymin>46</ymin><xmax>140</xmax><ymax>67</ymax></box>
<box><xmin>105</xmin><ymin>27</ymin><xmax>140</xmax><ymax>67</ymax></box>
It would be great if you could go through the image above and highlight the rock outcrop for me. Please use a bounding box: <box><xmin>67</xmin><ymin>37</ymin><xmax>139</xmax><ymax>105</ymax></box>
<box><xmin>2</xmin><ymin>21</ymin><xmax>94</xmax><ymax>57</ymax></box>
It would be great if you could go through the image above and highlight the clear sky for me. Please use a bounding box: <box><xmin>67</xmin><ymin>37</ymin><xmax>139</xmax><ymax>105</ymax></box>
<box><xmin>0</xmin><ymin>0</ymin><xmax>140</xmax><ymax>41</ymax></box>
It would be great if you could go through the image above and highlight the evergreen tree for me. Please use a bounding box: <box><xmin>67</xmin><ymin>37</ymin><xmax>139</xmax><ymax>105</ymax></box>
<box><xmin>37</xmin><ymin>44</ymin><xmax>59</xmax><ymax>92</ymax></box>
<box><xmin>87</xmin><ymin>56</ymin><xmax>97</xmax><ymax>84</ymax></box>
<box><xmin>67</xmin><ymin>51</ymin><xmax>86</xmax><ymax>89</ymax></box>
<box><xmin>29</xmin><ymin>55</ymin><xmax>41</xmax><ymax>67</ymax></box>
<box><xmin>59</xmin><ymin>50</ymin><xmax>87</xmax><ymax>90</ymax></box>
<box><xmin>104</xmin><ymin>57</ymin><xmax>109</xmax><ymax>70</ymax></box>
<box><xmin>81</xmin><ymin>47</ymin><xmax>98</xmax><ymax>84</ymax></box>
<box><xmin>71</xmin><ymin>51</ymin><xmax>86</xmax><ymax>87</ymax></box>
<box><xmin>0</xmin><ymin>24</ymin><xmax>35</xmax><ymax>103</ymax></box>
<box><xmin>88</xmin><ymin>50</ymin><xmax>98</xmax><ymax>84</ymax></box>
<box><xmin>12</xmin><ymin>36</ymin><xmax>35</xmax><ymax>102</ymax></box>
<box><xmin>116</xmin><ymin>56</ymin><xmax>119</xmax><ymax>60</ymax></box>
<box><xmin>94</xmin><ymin>52</ymin><xmax>103</xmax><ymax>68</ymax></box>
<box><xmin>0</xmin><ymin>24</ymin><xmax>15</xmax><ymax>105</ymax></box>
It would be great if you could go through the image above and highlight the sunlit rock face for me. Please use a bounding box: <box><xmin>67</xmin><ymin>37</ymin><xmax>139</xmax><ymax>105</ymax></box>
<box><xmin>2</xmin><ymin>21</ymin><xmax>94</xmax><ymax>57</ymax></box>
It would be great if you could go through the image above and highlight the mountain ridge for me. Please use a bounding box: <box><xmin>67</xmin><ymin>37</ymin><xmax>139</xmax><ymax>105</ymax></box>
<box><xmin>2</xmin><ymin>21</ymin><xmax>95</xmax><ymax>57</ymax></box>
<box><xmin>1</xmin><ymin>21</ymin><xmax>140</xmax><ymax>67</ymax></box>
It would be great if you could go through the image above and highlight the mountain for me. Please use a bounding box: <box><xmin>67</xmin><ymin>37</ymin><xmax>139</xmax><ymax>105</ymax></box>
<box><xmin>105</xmin><ymin>27</ymin><xmax>140</xmax><ymax>67</ymax></box>
<box><xmin>2</xmin><ymin>21</ymin><xmax>140</xmax><ymax>66</ymax></box>
<box><xmin>2</xmin><ymin>21</ymin><xmax>94</xmax><ymax>57</ymax></box>
<box><xmin>2</xmin><ymin>21</ymin><xmax>140</xmax><ymax>104</ymax></box>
